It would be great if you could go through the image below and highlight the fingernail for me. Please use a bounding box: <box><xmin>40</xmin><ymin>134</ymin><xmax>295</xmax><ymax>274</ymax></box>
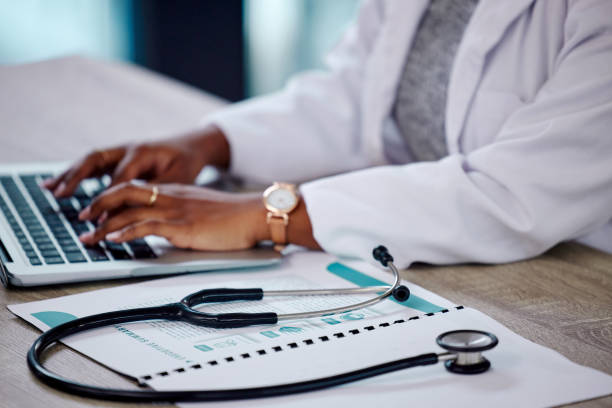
<box><xmin>106</xmin><ymin>231</ymin><xmax>122</xmax><ymax>242</ymax></box>
<box><xmin>98</xmin><ymin>211</ymin><xmax>108</xmax><ymax>225</ymax></box>
<box><xmin>79</xmin><ymin>231</ymin><xmax>94</xmax><ymax>243</ymax></box>
<box><xmin>79</xmin><ymin>207</ymin><xmax>91</xmax><ymax>220</ymax></box>
<box><xmin>54</xmin><ymin>182</ymin><xmax>66</xmax><ymax>197</ymax></box>
<box><xmin>41</xmin><ymin>179</ymin><xmax>52</xmax><ymax>188</ymax></box>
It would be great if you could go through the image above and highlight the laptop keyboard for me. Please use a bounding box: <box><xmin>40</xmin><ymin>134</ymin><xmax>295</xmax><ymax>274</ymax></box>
<box><xmin>0</xmin><ymin>174</ymin><xmax>156</xmax><ymax>266</ymax></box>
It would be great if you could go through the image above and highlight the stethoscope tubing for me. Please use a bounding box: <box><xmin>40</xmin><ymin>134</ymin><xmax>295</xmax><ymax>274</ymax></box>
<box><xmin>273</xmin><ymin>261</ymin><xmax>402</xmax><ymax>320</ymax></box>
<box><xmin>26</xmin><ymin>246</ymin><xmax>422</xmax><ymax>402</ymax></box>
<box><xmin>28</xmin><ymin>312</ymin><xmax>440</xmax><ymax>402</ymax></box>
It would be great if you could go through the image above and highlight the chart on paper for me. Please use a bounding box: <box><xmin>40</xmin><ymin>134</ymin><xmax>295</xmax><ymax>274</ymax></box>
<box><xmin>9</xmin><ymin>252</ymin><xmax>455</xmax><ymax>379</ymax></box>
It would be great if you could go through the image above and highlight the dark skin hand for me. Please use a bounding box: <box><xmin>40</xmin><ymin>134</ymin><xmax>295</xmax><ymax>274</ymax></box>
<box><xmin>77</xmin><ymin>182</ymin><xmax>320</xmax><ymax>250</ymax></box>
<box><xmin>44</xmin><ymin>125</ymin><xmax>321</xmax><ymax>251</ymax></box>
<box><xmin>42</xmin><ymin>125</ymin><xmax>231</xmax><ymax>197</ymax></box>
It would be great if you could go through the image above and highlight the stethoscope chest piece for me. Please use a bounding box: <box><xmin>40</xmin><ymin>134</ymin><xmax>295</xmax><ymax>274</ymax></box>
<box><xmin>436</xmin><ymin>330</ymin><xmax>498</xmax><ymax>374</ymax></box>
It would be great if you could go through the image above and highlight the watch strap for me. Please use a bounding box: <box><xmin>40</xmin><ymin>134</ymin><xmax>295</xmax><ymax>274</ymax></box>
<box><xmin>267</xmin><ymin>212</ymin><xmax>288</xmax><ymax>251</ymax></box>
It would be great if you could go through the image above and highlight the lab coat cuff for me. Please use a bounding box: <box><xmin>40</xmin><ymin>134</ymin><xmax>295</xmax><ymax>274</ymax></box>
<box><xmin>300</xmin><ymin>179</ymin><xmax>414</xmax><ymax>269</ymax></box>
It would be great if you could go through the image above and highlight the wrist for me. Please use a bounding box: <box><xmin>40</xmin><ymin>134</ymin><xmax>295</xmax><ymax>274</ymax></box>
<box><xmin>286</xmin><ymin>198</ymin><xmax>321</xmax><ymax>250</ymax></box>
<box><xmin>184</xmin><ymin>124</ymin><xmax>231</xmax><ymax>170</ymax></box>
<box><xmin>257</xmin><ymin>193</ymin><xmax>321</xmax><ymax>250</ymax></box>
<box><xmin>248</xmin><ymin>198</ymin><xmax>272</xmax><ymax>243</ymax></box>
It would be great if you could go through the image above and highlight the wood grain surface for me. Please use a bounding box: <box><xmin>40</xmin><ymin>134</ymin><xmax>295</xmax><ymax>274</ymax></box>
<box><xmin>2</xmin><ymin>243</ymin><xmax>611</xmax><ymax>407</ymax></box>
<box><xmin>403</xmin><ymin>243</ymin><xmax>612</xmax><ymax>407</ymax></box>
<box><xmin>1</xmin><ymin>57</ymin><xmax>611</xmax><ymax>407</ymax></box>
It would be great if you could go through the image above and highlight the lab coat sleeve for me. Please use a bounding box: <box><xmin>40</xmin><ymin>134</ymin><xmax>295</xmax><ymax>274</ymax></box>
<box><xmin>301</xmin><ymin>2</ymin><xmax>612</xmax><ymax>267</ymax></box>
<box><xmin>202</xmin><ymin>0</ymin><xmax>383</xmax><ymax>184</ymax></box>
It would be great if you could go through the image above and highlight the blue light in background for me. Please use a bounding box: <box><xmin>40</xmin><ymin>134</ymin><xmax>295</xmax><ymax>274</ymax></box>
<box><xmin>0</xmin><ymin>0</ymin><xmax>359</xmax><ymax>98</ymax></box>
<box><xmin>0</xmin><ymin>0</ymin><xmax>133</xmax><ymax>64</ymax></box>
<box><xmin>243</xmin><ymin>0</ymin><xmax>359</xmax><ymax>97</ymax></box>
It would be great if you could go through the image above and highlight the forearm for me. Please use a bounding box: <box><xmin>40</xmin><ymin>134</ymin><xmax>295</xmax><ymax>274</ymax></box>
<box><xmin>180</xmin><ymin>124</ymin><xmax>231</xmax><ymax>170</ymax></box>
<box><xmin>179</xmin><ymin>126</ymin><xmax>320</xmax><ymax>250</ymax></box>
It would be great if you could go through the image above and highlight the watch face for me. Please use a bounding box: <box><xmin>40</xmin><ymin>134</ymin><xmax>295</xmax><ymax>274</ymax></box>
<box><xmin>267</xmin><ymin>188</ymin><xmax>298</xmax><ymax>212</ymax></box>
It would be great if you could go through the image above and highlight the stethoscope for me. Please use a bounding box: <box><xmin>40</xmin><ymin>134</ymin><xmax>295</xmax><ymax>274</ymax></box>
<box><xmin>28</xmin><ymin>246</ymin><xmax>499</xmax><ymax>402</ymax></box>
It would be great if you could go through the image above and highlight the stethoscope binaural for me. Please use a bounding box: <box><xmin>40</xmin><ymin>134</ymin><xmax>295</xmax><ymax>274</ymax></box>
<box><xmin>27</xmin><ymin>246</ymin><xmax>499</xmax><ymax>402</ymax></box>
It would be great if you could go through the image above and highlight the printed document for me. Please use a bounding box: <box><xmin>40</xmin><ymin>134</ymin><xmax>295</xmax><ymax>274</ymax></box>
<box><xmin>9</xmin><ymin>251</ymin><xmax>612</xmax><ymax>407</ymax></box>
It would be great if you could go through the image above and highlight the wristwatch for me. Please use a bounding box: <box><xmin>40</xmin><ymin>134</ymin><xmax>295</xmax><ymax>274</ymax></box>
<box><xmin>262</xmin><ymin>182</ymin><xmax>299</xmax><ymax>251</ymax></box>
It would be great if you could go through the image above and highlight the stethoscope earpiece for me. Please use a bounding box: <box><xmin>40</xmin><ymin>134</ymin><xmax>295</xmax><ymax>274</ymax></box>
<box><xmin>372</xmin><ymin>246</ymin><xmax>409</xmax><ymax>302</ymax></box>
<box><xmin>392</xmin><ymin>285</ymin><xmax>410</xmax><ymax>302</ymax></box>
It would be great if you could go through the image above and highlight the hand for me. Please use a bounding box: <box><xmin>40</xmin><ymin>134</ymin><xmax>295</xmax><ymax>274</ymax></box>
<box><xmin>42</xmin><ymin>125</ymin><xmax>230</xmax><ymax>198</ymax></box>
<box><xmin>78</xmin><ymin>183</ymin><xmax>268</xmax><ymax>251</ymax></box>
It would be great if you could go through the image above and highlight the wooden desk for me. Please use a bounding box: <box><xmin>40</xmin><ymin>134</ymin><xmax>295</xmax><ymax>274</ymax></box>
<box><xmin>1</xmin><ymin>57</ymin><xmax>611</xmax><ymax>408</ymax></box>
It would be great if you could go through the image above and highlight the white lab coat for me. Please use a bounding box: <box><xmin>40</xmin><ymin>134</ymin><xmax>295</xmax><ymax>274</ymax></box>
<box><xmin>206</xmin><ymin>0</ymin><xmax>612</xmax><ymax>267</ymax></box>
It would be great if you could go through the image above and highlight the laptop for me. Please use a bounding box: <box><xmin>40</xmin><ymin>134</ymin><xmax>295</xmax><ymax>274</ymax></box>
<box><xmin>0</xmin><ymin>162</ymin><xmax>281</xmax><ymax>287</ymax></box>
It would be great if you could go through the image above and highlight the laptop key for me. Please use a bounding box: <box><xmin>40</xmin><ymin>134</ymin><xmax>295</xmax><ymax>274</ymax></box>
<box><xmin>63</xmin><ymin>209</ymin><xmax>79</xmax><ymax>221</ymax></box>
<box><xmin>86</xmin><ymin>245</ymin><xmax>109</xmax><ymax>262</ymax></box>
<box><xmin>55</xmin><ymin>231</ymin><xmax>74</xmax><ymax>240</ymax></box>
<box><xmin>25</xmin><ymin>225</ymin><xmax>43</xmax><ymax>234</ymax></box>
<box><xmin>131</xmin><ymin>246</ymin><xmax>157</xmax><ymax>259</ymax></box>
<box><xmin>49</xmin><ymin>225</ymin><xmax>69</xmax><ymax>235</ymax></box>
<box><xmin>105</xmin><ymin>241</ymin><xmax>124</xmax><ymax>250</ymax></box>
<box><xmin>57</xmin><ymin>237</ymin><xmax>76</xmax><ymax>246</ymax></box>
<box><xmin>33</xmin><ymin>236</ymin><xmax>53</xmax><ymax>245</ymax></box>
<box><xmin>29</xmin><ymin>229</ymin><xmax>49</xmax><ymax>238</ymax></box>
<box><xmin>128</xmin><ymin>240</ymin><xmax>157</xmax><ymax>259</ymax></box>
<box><xmin>40</xmin><ymin>248</ymin><xmax>60</xmax><ymax>257</ymax></box>
<box><xmin>44</xmin><ymin>256</ymin><xmax>64</xmax><ymax>265</ymax></box>
<box><xmin>44</xmin><ymin>215</ymin><xmax>63</xmax><ymax>225</ymax></box>
<box><xmin>60</xmin><ymin>243</ymin><xmax>81</xmax><ymax>252</ymax></box>
<box><xmin>73</xmin><ymin>185</ymin><xmax>89</xmax><ymax>200</ymax></box>
<box><xmin>105</xmin><ymin>242</ymin><xmax>131</xmax><ymax>260</ymax></box>
<box><xmin>22</xmin><ymin>217</ymin><xmax>41</xmax><ymax>226</ymax></box>
<box><xmin>77</xmin><ymin>197</ymin><xmax>92</xmax><ymax>209</ymax></box>
<box><xmin>29</xmin><ymin>257</ymin><xmax>42</xmax><ymax>266</ymax></box>
<box><xmin>109</xmin><ymin>249</ymin><xmax>132</xmax><ymax>260</ymax></box>
<box><xmin>37</xmin><ymin>243</ymin><xmax>57</xmax><ymax>251</ymax></box>
<box><xmin>70</xmin><ymin>222</ymin><xmax>90</xmax><ymax>235</ymax></box>
<box><xmin>57</xmin><ymin>198</ymin><xmax>74</xmax><ymax>211</ymax></box>
<box><xmin>65</xmin><ymin>251</ymin><xmax>87</xmax><ymax>263</ymax></box>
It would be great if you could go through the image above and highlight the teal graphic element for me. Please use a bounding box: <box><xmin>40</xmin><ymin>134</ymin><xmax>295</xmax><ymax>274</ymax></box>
<box><xmin>260</xmin><ymin>330</ymin><xmax>280</xmax><ymax>338</ymax></box>
<box><xmin>279</xmin><ymin>326</ymin><xmax>303</xmax><ymax>334</ymax></box>
<box><xmin>31</xmin><ymin>311</ymin><xmax>77</xmax><ymax>328</ymax></box>
<box><xmin>341</xmin><ymin>312</ymin><xmax>365</xmax><ymax>321</ymax></box>
<box><xmin>326</xmin><ymin>262</ymin><xmax>444</xmax><ymax>313</ymax></box>
<box><xmin>322</xmin><ymin>317</ymin><xmax>342</xmax><ymax>325</ymax></box>
<box><xmin>194</xmin><ymin>344</ymin><xmax>213</xmax><ymax>352</ymax></box>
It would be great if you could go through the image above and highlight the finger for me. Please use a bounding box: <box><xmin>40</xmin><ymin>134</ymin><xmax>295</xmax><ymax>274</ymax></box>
<box><xmin>150</xmin><ymin>167</ymin><xmax>184</xmax><ymax>184</ymax></box>
<box><xmin>53</xmin><ymin>148</ymin><xmax>125</xmax><ymax>197</ymax></box>
<box><xmin>79</xmin><ymin>207</ymin><xmax>167</xmax><ymax>245</ymax></box>
<box><xmin>110</xmin><ymin>146</ymin><xmax>157</xmax><ymax>187</ymax></box>
<box><xmin>53</xmin><ymin>159</ymin><xmax>97</xmax><ymax>197</ymax></box>
<box><xmin>105</xmin><ymin>219</ymin><xmax>176</xmax><ymax>243</ymax></box>
<box><xmin>79</xmin><ymin>183</ymin><xmax>161</xmax><ymax>221</ymax></box>
<box><xmin>41</xmin><ymin>168</ymin><xmax>70</xmax><ymax>191</ymax></box>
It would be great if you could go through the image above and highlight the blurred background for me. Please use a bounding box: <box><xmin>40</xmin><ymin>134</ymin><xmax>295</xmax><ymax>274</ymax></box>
<box><xmin>0</xmin><ymin>0</ymin><xmax>359</xmax><ymax>101</ymax></box>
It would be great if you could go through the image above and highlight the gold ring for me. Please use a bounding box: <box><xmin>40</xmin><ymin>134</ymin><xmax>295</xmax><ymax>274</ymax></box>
<box><xmin>148</xmin><ymin>186</ymin><xmax>159</xmax><ymax>207</ymax></box>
